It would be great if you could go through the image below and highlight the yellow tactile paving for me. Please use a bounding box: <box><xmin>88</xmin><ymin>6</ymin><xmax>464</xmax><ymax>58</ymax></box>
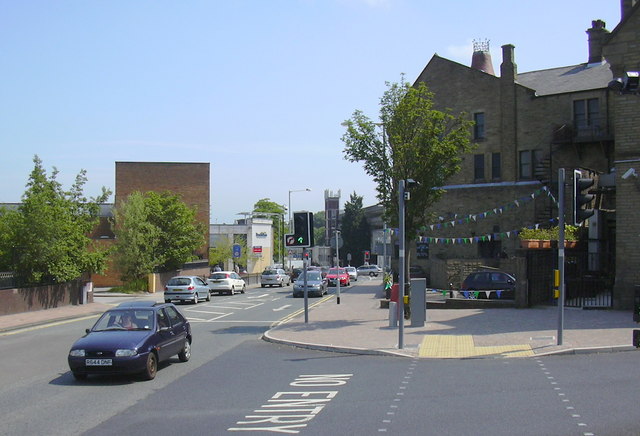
<box><xmin>419</xmin><ymin>335</ymin><xmax>534</xmax><ymax>358</ymax></box>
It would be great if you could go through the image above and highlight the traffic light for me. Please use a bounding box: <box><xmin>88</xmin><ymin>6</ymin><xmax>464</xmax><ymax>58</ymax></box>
<box><xmin>290</xmin><ymin>212</ymin><xmax>314</xmax><ymax>248</ymax></box>
<box><xmin>573</xmin><ymin>170</ymin><xmax>595</xmax><ymax>224</ymax></box>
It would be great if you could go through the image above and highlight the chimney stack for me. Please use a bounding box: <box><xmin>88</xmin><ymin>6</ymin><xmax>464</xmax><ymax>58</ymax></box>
<box><xmin>471</xmin><ymin>39</ymin><xmax>495</xmax><ymax>75</ymax></box>
<box><xmin>586</xmin><ymin>19</ymin><xmax>608</xmax><ymax>64</ymax></box>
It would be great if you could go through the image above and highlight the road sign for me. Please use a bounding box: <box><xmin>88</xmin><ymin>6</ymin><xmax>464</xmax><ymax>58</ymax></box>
<box><xmin>330</xmin><ymin>235</ymin><xmax>343</xmax><ymax>249</ymax></box>
<box><xmin>232</xmin><ymin>244</ymin><xmax>242</xmax><ymax>258</ymax></box>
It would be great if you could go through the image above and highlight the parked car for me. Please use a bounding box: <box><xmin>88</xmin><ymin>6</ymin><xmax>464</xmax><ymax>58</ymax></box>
<box><xmin>326</xmin><ymin>267</ymin><xmax>350</xmax><ymax>287</ymax></box>
<box><xmin>207</xmin><ymin>271</ymin><xmax>246</xmax><ymax>295</ymax></box>
<box><xmin>357</xmin><ymin>264</ymin><xmax>382</xmax><ymax>277</ymax></box>
<box><xmin>292</xmin><ymin>270</ymin><xmax>328</xmax><ymax>298</ymax></box>
<box><xmin>461</xmin><ymin>270</ymin><xmax>516</xmax><ymax>299</ymax></box>
<box><xmin>67</xmin><ymin>301</ymin><xmax>192</xmax><ymax>381</ymax></box>
<box><xmin>261</xmin><ymin>268</ymin><xmax>291</xmax><ymax>287</ymax></box>
<box><xmin>164</xmin><ymin>276</ymin><xmax>210</xmax><ymax>304</ymax></box>
<box><xmin>345</xmin><ymin>266</ymin><xmax>358</xmax><ymax>282</ymax></box>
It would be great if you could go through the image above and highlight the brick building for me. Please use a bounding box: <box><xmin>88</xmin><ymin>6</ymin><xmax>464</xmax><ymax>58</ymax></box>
<box><xmin>91</xmin><ymin>161</ymin><xmax>210</xmax><ymax>287</ymax></box>
<box><xmin>369</xmin><ymin>1</ymin><xmax>639</xmax><ymax>309</ymax></box>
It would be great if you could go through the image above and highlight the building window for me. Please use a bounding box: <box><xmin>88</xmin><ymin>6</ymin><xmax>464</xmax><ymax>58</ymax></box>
<box><xmin>573</xmin><ymin>98</ymin><xmax>600</xmax><ymax>135</ymax></box>
<box><xmin>491</xmin><ymin>152</ymin><xmax>501</xmax><ymax>180</ymax></box>
<box><xmin>519</xmin><ymin>149</ymin><xmax>542</xmax><ymax>180</ymax></box>
<box><xmin>473</xmin><ymin>112</ymin><xmax>485</xmax><ymax>140</ymax></box>
<box><xmin>474</xmin><ymin>154</ymin><xmax>485</xmax><ymax>181</ymax></box>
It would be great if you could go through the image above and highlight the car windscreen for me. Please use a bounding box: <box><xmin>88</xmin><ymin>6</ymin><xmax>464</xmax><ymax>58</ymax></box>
<box><xmin>262</xmin><ymin>270</ymin><xmax>278</xmax><ymax>275</ymax></box>
<box><xmin>92</xmin><ymin>309</ymin><xmax>154</xmax><ymax>331</ymax></box>
<box><xmin>167</xmin><ymin>277</ymin><xmax>191</xmax><ymax>286</ymax></box>
<box><xmin>298</xmin><ymin>272</ymin><xmax>322</xmax><ymax>281</ymax></box>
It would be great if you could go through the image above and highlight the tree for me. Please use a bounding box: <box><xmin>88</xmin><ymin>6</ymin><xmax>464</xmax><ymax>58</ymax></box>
<box><xmin>313</xmin><ymin>210</ymin><xmax>326</xmax><ymax>247</ymax></box>
<box><xmin>209</xmin><ymin>235</ymin><xmax>248</xmax><ymax>270</ymax></box>
<box><xmin>342</xmin><ymin>75</ymin><xmax>474</xmax><ymax>239</ymax></box>
<box><xmin>252</xmin><ymin>199</ymin><xmax>287</xmax><ymax>264</ymax></box>
<box><xmin>0</xmin><ymin>156</ymin><xmax>111</xmax><ymax>284</ymax></box>
<box><xmin>340</xmin><ymin>192</ymin><xmax>371</xmax><ymax>267</ymax></box>
<box><xmin>113</xmin><ymin>191</ymin><xmax>205</xmax><ymax>282</ymax></box>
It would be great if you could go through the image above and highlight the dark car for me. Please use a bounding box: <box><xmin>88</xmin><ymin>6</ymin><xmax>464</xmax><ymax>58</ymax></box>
<box><xmin>461</xmin><ymin>271</ymin><xmax>516</xmax><ymax>299</ymax></box>
<box><xmin>68</xmin><ymin>301</ymin><xmax>192</xmax><ymax>381</ymax></box>
<box><xmin>293</xmin><ymin>270</ymin><xmax>328</xmax><ymax>298</ymax></box>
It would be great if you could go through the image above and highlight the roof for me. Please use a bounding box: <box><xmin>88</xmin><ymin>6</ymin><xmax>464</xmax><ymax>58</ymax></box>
<box><xmin>516</xmin><ymin>62</ymin><xmax>612</xmax><ymax>96</ymax></box>
<box><xmin>116</xmin><ymin>301</ymin><xmax>162</xmax><ymax>308</ymax></box>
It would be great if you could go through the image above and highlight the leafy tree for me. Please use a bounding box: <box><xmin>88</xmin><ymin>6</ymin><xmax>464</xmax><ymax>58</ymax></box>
<box><xmin>342</xmin><ymin>75</ymin><xmax>474</xmax><ymax>238</ymax></box>
<box><xmin>252</xmin><ymin>199</ymin><xmax>287</xmax><ymax>264</ymax></box>
<box><xmin>209</xmin><ymin>235</ymin><xmax>248</xmax><ymax>270</ymax></box>
<box><xmin>313</xmin><ymin>210</ymin><xmax>326</xmax><ymax>246</ymax></box>
<box><xmin>0</xmin><ymin>156</ymin><xmax>111</xmax><ymax>284</ymax></box>
<box><xmin>113</xmin><ymin>191</ymin><xmax>204</xmax><ymax>282</ymax></box>
<box><xmin>340</xmin><ymin>192</ymin><xmax>371</xmax><ymax>267</ymax></box>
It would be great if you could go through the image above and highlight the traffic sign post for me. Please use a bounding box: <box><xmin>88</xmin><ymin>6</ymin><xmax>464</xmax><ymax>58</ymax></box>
<box><xmin>285</xmin><ymin>212</ymin><xmax>314</xmax><ymax>248</ymax></box>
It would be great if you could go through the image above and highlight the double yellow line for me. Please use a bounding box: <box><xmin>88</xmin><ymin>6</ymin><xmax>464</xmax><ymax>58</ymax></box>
<box><xmin>271</xmin><ymin>295</ymin><xmax>333</xmax><ymax>327</ymax></box>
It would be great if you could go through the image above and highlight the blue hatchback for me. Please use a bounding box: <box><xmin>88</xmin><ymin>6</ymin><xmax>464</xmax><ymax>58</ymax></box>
<box><xmin>68</xmin><ymin>301</ymin><xmax>192</xmax><ymax>381</ymax></box>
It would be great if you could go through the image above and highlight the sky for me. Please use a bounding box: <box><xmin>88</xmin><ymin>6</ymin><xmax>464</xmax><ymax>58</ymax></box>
<box><xmin>0</xmin><ymin>0</ymin><xmax>622</xmax><ymax>224</ymax></box>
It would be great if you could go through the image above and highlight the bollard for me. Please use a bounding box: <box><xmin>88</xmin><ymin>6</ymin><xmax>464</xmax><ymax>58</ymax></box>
<box><xmin>389</xmin><ymin>301</ymin><xmax>398</xmax><ymax>327</ymax></box>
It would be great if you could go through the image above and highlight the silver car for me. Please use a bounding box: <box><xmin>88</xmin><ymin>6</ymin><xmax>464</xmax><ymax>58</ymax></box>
<box><xmin>164</xmin><ymin>276</ymin><xmax>211</xmax><ymax>304</ymax></box>
<box><xmin>345</xmin><ymin>266</ymin><xmax>358</xmax><ymax>282</ymax></box>
<box><xmin>261</xmin><ymin>268</ymin><xmax>291</xmax><ymax>288</ymax></box>
<box><xmin>292</xmin><ymin>271</ymin><xmax>327</xmax><ymax>298</ymax></box>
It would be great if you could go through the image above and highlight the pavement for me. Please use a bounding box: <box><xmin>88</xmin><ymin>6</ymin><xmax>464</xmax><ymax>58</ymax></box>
<box><xmin>1</xmin><ymin>280</ymin><xmax>638</xmax><ymax>359</ymax></box>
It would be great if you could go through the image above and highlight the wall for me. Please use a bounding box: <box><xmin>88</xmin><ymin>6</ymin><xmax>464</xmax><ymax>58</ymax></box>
<box><xmin>0</xmin><ymin>279</ymin><xmax>89</xmax><ymax>316</ymax></box>
<box><xmin>602</xmin><ymin>4</ymin><xmax>640</xmax><ymax>309</ymax></box>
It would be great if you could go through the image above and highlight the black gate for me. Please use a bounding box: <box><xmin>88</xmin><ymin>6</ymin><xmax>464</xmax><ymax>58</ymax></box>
<box><xmin>525</xmin><ymin>247</ymin><xmax>613</xmax><ymax>308</ymax></box>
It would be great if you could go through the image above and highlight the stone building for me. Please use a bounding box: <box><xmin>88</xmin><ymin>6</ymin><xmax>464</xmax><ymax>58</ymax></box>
<box><xmin>375</xmin><ymin>1</ymin><xmax>639</xmax><ymax>309</ymax></box>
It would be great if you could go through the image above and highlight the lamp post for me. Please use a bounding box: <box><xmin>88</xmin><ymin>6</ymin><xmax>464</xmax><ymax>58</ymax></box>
<box><xmin>288</xmin><ymin>188</ymin><xmax>311</xmax><ymax>232</ymax></box>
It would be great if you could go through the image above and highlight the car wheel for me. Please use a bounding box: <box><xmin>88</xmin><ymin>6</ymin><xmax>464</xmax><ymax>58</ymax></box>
<box><xmin>206</xmin><ymin>292</ymin><xmax>211</xmax><ymax>302</ymax></box>
<box><xmin>164</xmin><ymin>300</ymin><xmax>171</xmax><ymax>304</ymax></box>
<box><xmin>261</xmin><ymin>284</ymin><xmax>266</xmax><ymax>288</ymax></box>
<box><xmin>241</xmin><ymin>285</ymin><xmax>246</xmax><ymax>294</ymax></box>
<box><xmin>142</xmin><ymin>352</ymin><xmax>158</xmax><ymax>380</ymax></box>
<box><xmin>230</xmin><ymin>287</ymin><xmax>235</xmax><ymax>296</ymax></box>
<box><xmin>72</xmin><ymin>371</ymin><xmax>87</xmax><ymax>381</ymax></box>
<box><xmin>279</xmin><ymin>282</ymin><xmax>283</xmax><ymax>287</ymax></box>
<box><xmin>193</xmin><ymin>294</ymin><xmax>199</xmax><ymax>304</ymax></box>
<box><xmin>178</xmin><ymin>339</ymin><xmax>191</xmax><ymax>362</ymax></box>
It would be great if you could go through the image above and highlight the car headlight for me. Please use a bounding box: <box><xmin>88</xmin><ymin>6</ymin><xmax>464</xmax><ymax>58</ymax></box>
<box><xmin>115</xmin><ymin>349</ymin><xmax>138</xmax><ymax>357</ymax></box>
<box><xmin>69</xmin><ymin>349</ymin><xmax>85</xmax><ymax>357</ymax></box>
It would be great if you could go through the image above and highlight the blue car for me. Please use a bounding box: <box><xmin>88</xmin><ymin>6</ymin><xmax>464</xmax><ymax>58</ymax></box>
<box><xmin>68</xmin><ymin>301</ymin><xmax>192</xmax><ymax>381</ymax></box>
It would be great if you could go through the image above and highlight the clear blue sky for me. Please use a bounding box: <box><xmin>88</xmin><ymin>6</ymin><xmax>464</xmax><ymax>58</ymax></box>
<box><xmin>0</xmin><ymin>0</ymin><xmax>621</xmax><ymax>224</ymax></box>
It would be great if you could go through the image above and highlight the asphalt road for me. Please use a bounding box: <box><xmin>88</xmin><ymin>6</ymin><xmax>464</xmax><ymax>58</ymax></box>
<box><xmin>1</xmin><ymin>283</ymin><xmax>639</xmax><ymax>435</ymax></box>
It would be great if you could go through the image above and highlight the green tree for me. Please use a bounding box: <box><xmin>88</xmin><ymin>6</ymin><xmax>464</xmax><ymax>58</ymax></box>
<box><xmin>342</xmin><ymin>75</ymin><xmax>474</xmax><ymax>238</ymax></box>
<box><xmin>0</xmin><ymin>156</ymin><xmax>111</xmax><ymax>284</ymax></box>
<box><xmin>313</xmin><ymin>210</ymin><xmax>326</xmax><ymax>246</ymax></box>
<box><xmin>209</xmin><ymin>235</ymin><xmax>248</xmax><ymax>270</ymax></box>
<box><xmin>340</xmin><ymin>192</ymin><xmax>371</xmax><ymax>267</ymax></box>
<box><xmin>252</xmin><ymin>199</ymin><xmax>287</xmax><ymax>264</ymax></box>
<box><xmin>113</xmin><ymin>191</ymin><xmax>204</xmax><ymax>282</ymax></box>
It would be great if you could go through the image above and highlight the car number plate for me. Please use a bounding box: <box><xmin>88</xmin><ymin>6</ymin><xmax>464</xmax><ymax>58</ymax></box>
<box><xmin>86</xmin><ymin>358</ymin><xmax>112</xmax><ymax>366</ymax></box>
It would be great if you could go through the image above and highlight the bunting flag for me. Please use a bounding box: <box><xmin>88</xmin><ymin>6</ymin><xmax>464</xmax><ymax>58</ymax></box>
<box><xmin>419</xmin><ymin>187</ymin><xmax>557</xmax><ymax>234</ymax></box>
<box><xmin>418</xmin><ymin>216</ymin><xmax>559</xmax><ymax>245</ymax></box>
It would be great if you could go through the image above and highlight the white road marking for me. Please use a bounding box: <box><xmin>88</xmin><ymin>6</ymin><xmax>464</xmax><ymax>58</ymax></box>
<box><xmin>273</xmin><ymin>305</ymin><xmax>292</xmax><ymax>312</ymax></box>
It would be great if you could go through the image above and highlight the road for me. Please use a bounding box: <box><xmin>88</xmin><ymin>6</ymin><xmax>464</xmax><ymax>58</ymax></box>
<box><xmin>1</xmin><ymin>283</ymin><xmax>639</xmax><ymax>435</ymax></box>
